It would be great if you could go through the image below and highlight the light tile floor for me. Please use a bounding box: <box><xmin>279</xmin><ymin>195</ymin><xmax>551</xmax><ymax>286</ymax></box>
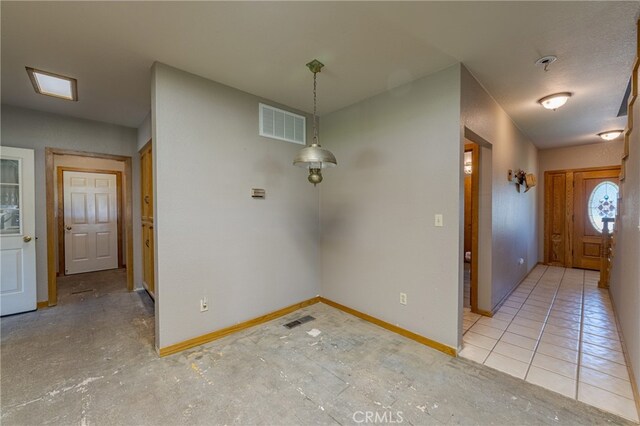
<box><xmin>460</xmin><ymin>265</ymin><xmax>639</xmax><ymax>423</ymax></box>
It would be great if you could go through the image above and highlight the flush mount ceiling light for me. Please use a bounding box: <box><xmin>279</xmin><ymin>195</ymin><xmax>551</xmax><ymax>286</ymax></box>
<box><xmin>597</xmin><ymin>130</ymin><xmax>624</xmax><ymax>141</ymax></box>
<box><xmin>538</xmin><ymin>92</ymin><xmax>571</xmax><ymax>110</ymax></box>
<box><xmin>26</xmin><ymin>67</ymin><xmax>78</xmax><ymax>101</ymax></box>
<box><xmin>293</xmin><ymin>59</ymin><xmax>337</xmax><ymax>186</ymax></box>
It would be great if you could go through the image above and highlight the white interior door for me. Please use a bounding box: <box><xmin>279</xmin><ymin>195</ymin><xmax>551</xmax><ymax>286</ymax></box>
<box><xmin>63</xmin><ymin>171</ymin><xmax>118</xmax><ymax>275</ymax></box>
<box><xmin>0</xmin><ymin>146</ymin><xmax>36</xmax><ymax>316</ymax></box>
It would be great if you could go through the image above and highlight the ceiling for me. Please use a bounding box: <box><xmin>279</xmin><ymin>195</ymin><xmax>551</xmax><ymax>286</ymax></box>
<box><xmin>2</xmin><ymin>2</ymin><xmax>638</xmax><ymax>149</ymax></box>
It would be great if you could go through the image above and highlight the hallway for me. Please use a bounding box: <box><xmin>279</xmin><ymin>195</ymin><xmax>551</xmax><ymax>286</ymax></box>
<box><xmin>461</xmin><ymin>265</ymin><xmax>639</xmax><ymax>422</ymax></box>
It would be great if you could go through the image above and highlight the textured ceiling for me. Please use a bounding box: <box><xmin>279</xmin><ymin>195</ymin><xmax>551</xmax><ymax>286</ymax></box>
<box><xmin>2</xmin><ymin>1</ymin><xmax>638</xmax><ymax>149</ymax></box>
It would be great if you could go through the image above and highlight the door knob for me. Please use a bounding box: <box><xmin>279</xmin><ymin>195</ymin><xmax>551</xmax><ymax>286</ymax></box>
<box><xmin>66</xmin><ymin>226</ymin><xmax>72</xmax><ymax>231</ymax></box>
<box><xmin>23</xmin><ymin>236</ymin><xmax>32</xmax><ymax>243</ymax></box>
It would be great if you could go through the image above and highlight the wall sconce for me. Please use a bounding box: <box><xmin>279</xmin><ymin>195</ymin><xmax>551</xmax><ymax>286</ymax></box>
<box><xmin>508</xmin><ymin>169</ymin><xmax>537</xmax><ymax>193</ymax></box>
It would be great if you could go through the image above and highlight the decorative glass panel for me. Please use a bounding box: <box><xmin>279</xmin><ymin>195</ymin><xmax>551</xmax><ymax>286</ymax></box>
<box><xmin>0</xmin><ymin>159</ymin><xmax>21</xmax><ymax>234</ymax></box>
<box><xmin>588</xmin><ymin>181</ymin><xmax>618</xmax><ymax>233</ymax></box>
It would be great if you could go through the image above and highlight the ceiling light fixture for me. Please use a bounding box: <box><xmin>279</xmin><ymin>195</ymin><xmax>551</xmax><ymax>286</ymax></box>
<box><xmin>293</xmin><ymin>59</ymin><xmax>337</xmax><ymax>186</ymax></box>
<box><xmin>538</xmin><ymin>92</ymin><xmax>571</xmax><ymax>110</ymax></box>
<box><xmin>597</xmin><ymin>130</ymin><xmax>623</xmax><ymax>141</ymax></box>
<box><xmin>26</xmin><ymin>67</ymin><xmax>78</xmax><ymax>101</ymax></box>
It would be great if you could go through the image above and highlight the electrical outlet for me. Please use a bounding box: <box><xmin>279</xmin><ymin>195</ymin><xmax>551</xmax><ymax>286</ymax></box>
<box><xmin>200</xmin><ymin>297</ymin><xmax>208</xmax><ymax>312</ymax></box>
<box><xmin>434</xmin><ymin>214</ymin><xmax>444</xmax><ymax>227</ymax></box>
<box><xmin>400</xmin><ymin>293</ymin><xmax>407</xmax><ymax>305</ymax></box>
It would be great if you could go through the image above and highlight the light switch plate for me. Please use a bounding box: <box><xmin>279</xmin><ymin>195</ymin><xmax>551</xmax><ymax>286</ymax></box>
<box><xmin>434</xmin><ymin>214</ymin><xmax>444</xmax><ymax>227</ymax></box>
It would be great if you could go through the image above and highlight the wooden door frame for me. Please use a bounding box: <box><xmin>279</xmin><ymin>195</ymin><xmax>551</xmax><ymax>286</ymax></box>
<box><xmin>45</xmin><ymin>148</ymin><xmax>133</xmax><ymax>306</ymax></box>
<box><xmin>464</xmin><ymin>143</ymin><xmax>480</xmax><ymax>314</ymax></box>
<box><xmin>57</xmin><ymin>167</ymin><xmax>124</xmax><ymax>276</ymax></box>
<box><xmin>543</xmin><ymin>165</ymin><xmax>621</xmax><ymax>268</ymax></box>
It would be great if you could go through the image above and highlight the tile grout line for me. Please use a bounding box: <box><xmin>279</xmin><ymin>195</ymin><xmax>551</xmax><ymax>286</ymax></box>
<box><xmin>522</xmin><ymin>267</ymin><xmax>567</xmax><ymax>381</ymax></box>
<box><xmin>575</xmin><ymin>268</ymin><xmax>585</xmax><ymax>400</ymax></box>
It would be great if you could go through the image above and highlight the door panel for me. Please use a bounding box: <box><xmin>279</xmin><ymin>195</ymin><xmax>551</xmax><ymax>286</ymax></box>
<box><xmin>64</xmin><ymin>171</ymin><xmax>118</xmax><ymax>274</ymax></box>
<box><xmin>0</xmin><ymin>147</ymin><xmax>36</xmax><ymax>316</ymax></box>
<box><xmin>545</xmin><ymin>172</ymin><xmax>567</xmax><ymax>265</ymax></box>
<box><xmin>573</xmin><ymin>169</ymin><xmax>620</xmax><ymax>270</ymax></box>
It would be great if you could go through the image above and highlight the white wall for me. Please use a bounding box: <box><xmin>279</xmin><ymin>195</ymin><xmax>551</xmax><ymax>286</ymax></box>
<box><xmin>0</xmin><ymin>105</ymin><xmax>141</xmax><ymax>301</ymax></box>
<box><xmin>537</xmin><ymin>140</ymin><xmax>623</xmax><ymax>260</ymax></box>
<box><xmin>320</xmin><ymin>65</ymin><xmax>463</xmax><ymax>350</ymax></box>
<box><xmin>152</xmin><ymin>63</ymin><xmax>320</xmax><ymax>349</ymax></box>
<box><xmin>460</xmin><ymin>66</ymin><xmax>539</xmax><ymax>312</ymax></box>
<box><xmin>610</xmin><ymin>75</ymin><xmax>640</xmax><ymax>390</ymax></box>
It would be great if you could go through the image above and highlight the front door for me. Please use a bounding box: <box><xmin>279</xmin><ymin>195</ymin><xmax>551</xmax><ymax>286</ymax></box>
<box><xmin>573</xmin><ymin>169</ymin><xmax>620</xmax><ymax>270</ymax></box>
<box><xmin>63</xmin><ymin>171</ymin><xmax>118</xmax><ymax>274</ymax></box>
<box><xmin>0</xmin><ymin>146</ymin><xmax>37</xmax><ymax>316</ymax></box>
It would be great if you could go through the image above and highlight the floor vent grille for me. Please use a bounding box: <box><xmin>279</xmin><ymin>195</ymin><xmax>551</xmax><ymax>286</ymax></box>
<box><xmin>283</xmin><ymin>315</ymin><xmax>315</xmax><ymax>329</ymax></box>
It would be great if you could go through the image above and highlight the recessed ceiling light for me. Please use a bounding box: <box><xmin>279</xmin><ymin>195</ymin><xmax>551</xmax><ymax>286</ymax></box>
<box><xmin>538</xmin><ymin>92</ymin><xmax>572</xmax><ymax>110</ymax></box>
<box><xmin>26</xmin><ymin>67</ymin><xmax>77</xmax><ymax>101</ymax></box>
<box><xmin>597</xmin><ymin>130</ymin><xmax>623</xmax><ymax>141</ymax></box>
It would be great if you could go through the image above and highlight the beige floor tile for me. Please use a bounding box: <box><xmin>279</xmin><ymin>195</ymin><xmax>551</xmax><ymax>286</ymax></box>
<box><xmin>548</xmin><ymin>310</ymin><xmax>581</xmax><ymax>322</ymax></box>
<box><xmin>581</xmin><ymin>333</ymin><xmax>622</xmax><ymax>352</ymax></box>
<box><xmin>497</xmin><ymin>306</ymin><xmax>519</xmax><ymax>316</ymax></box>
<box><xmin>501</xmin><ymin>332</ymin><xmax>537</xmax><ymax>351</ymax></box>
<box><xmin>581</xmin><ymin>342</ymin><xmax>626</xmax><ymax>365</ymax></box>
<box><xmin>520</xmin><ymin>304</ymin><xmax>550</xmax><ymax>315</ymax></box>
<box><xmin>578</xmin><ymin>382</ymin><xmax>639</xmax><ymax>423</ymax></box>
<box><xmin>468</xmin><ymin>323</ymin><xmax>505</xmax><ymax>340</ymax></box>
<box><xmin>532</xmin><ymin>352</ymin><xmax>577</xmax><ymax>379</ymax></box>
<box><xmin>477</xmin><ymin>317</ymin><xmax>510</xmax><ymax>331</ymax></box>
<box><xmin>484</xmin><ymin>352</ymin><xmax>529</xmax><ymax>379</ymax></box>
<box><xmin>493</xmin><ymin>312</ymin><xmax>515</xmax><ymax>322</ymax></box>
<box><xmin>526</xmin><ymin>366</ymin><xmax>576</xmax><ymax>399</ymax></box>
<box><xmin>463</xmin><ymin>331</ymin><xmax>497</xmax><ymax>351</ymax></box>
<box><xmin>493</xmin><ymin>341</ymin><xmax>534</xmax><ymax>364</ymax></box>
<box><xmin>516</xmin><ymin>310</ymin><xmax>548</xmax><ymax>323</ymax></box>
<box><xmin>511</xmin><ymin>316</ymin><xmax>545</xmax><ymax>332</ymax></box>
<box><xmin>543</xmin><ymin>323</ymin><xmax>580</xmax><ymax>340</ymax></box>
<box><xmin>581</xmin><ymin>353</ymin><xmax>630</xmax><ymax>380</ymax></box>
<box><xmin>507</xmin><ymin>323</ymin><xmax>543</xmax><ymax>340</ymax></box>
<box><xmin>582</xmin><ymin>324</ymin><xmax>619</xmax><ymax>340</ymax></box>
<box><xmin>536</xmin><ymin>342</ymin><xmax>578</xmax><ymax>364</ymax></box>
<box><xmin>459</xmin><ymin>343</ymin><xmax>490</xmax><ymax>364</ymax></box>
<box><xmin>502</xmin><ymin>300</ymin><xmax>522</xmax><ymax>309</ymax></box>
<box><xmin>546</xmin><ymin>316</ymin><xmax>581</xmax><ymax>330</ymax></box>
<box><xmin>540</xmin><ymin>332</ymin><xmax>579</xmax><ymax>351</ymax></box>
<box><xmin>579</xmin><ymin>366</ymin><xmax>634</xmax><ymax>399</ymax></box>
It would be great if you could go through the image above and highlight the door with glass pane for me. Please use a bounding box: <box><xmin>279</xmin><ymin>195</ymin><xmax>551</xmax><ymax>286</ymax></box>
<box><xmin>0</xmin><ymin>146</ymin><xmax>36</xmax><ymax>316</ymax></box>
<box><xmin>573</xmin><ymin>169</ymin><xmax>620</xmax><ymax>270</ymax></box>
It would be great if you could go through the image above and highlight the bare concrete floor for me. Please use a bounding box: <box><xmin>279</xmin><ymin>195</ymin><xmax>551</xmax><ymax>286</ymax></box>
<box><xmin>1</xmin><ymin>270</ymin><xmax>633</xmax><ymax>425</ymax></box>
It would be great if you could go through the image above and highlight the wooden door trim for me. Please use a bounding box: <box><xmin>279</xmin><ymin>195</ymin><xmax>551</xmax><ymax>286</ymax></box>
<box><xmin>45</xmin><ymin>148</ymin><xmax>134</xmax><ymax>306</ymax></box>
<box><xmin>465</xmin><ymin>143</ymin><xmax>480</xmax><ymax>314</ymax></box>
<box><xmin>543</xmin><ymin>165</ymin><xmax>620</xmax><ymax>268</ymax></box>
<box><xmin>56</xmin><ymin>167</ymin><xmax>124</xmax><ymax>276</ymax></box>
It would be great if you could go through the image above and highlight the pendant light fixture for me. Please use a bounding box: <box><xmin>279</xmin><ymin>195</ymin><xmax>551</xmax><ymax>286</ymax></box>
<box><xmin>293</xmin><ymin>59</ymin><xmax>337</xmax><ymax>185</ymax></box>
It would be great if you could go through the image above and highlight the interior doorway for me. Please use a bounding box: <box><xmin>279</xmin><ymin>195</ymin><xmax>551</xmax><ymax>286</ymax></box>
<box><xmin>59</xmin><ymin>169</ymin><xmax>122</xmax><ymax>275</ymax></box>
<box><xmin>463</xmin><ymin>142</ymin><xmax>479</xmax><ymax>312</ymax></box>
<box><xmin>45</xmin><ymin>148</ymin><xmax>134</xmax><ymax>306</ymax></box>
<box><xmin>544</xmin><ymin>166</ymin><xmax>620</xmax><ymax>269</ymax></box>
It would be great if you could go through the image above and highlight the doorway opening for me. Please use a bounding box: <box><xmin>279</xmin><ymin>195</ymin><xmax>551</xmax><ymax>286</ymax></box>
<box><xmin>544</xmin><ymin>166</ymin><xmax>621</xmax><ymax>270</ymax></box>
<box><xmin>45</xmin><ymin>148</ymin><xmax>134</xmax><ymax>306</ymax></box>
<box><xmin>463</xmin><ymin>142</ymin><xmax>479</xmax><ymax>312</ymax></box>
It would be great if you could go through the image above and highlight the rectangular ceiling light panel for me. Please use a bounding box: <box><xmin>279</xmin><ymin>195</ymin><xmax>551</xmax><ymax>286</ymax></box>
<box><xmin>26</xmin><ymin>67</ymin><xmax>78</xmax><ymax>101</ymax></box>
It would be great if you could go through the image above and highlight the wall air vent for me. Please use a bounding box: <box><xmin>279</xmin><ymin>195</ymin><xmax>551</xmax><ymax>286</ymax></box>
<box><xmin>259</xmin><ymin>103</ymin><xmax>306</xmax><ymax>145</ymax></box>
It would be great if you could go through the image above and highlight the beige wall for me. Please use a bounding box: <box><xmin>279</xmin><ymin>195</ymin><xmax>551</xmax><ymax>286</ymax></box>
<box><xmin>537</xmin><ymin>140</ymin><xmax>623</xmax><ymax>260</ymax></box>
<box><xmin>320</xmin><ymin>65</ymin><xmax>463</xmax><ymax>350</ymax></box>
<box><xmin>152</xmin><ymin>63</ymin><xmax>320</xmax><ymax>349</ymax></box>
<box><xmin>461</xmin><ymin>66</ymin><xmax>539</xmax><ymax>313</ymax></box>
<box><xmin>610</xmin><ymin>75</ymin><xmax>640</xmax><ymax>389</ymax></box>
<box><xmin>1</xmin><ymin>105</ymin><xmax>141</xmax><ymax>302</ymax></box>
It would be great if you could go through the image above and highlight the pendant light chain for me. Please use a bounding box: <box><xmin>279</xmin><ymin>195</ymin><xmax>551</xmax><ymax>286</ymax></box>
<box><xmin>313</xmin><ymin>71</ymin><xmax>319</xmax><ymax>145</ymax></box>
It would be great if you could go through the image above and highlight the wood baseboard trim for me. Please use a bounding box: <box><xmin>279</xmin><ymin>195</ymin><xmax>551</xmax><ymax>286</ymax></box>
<box><xmin>158</xmin><ymin>296</ymin><xmax>321</xmax><ymax>357</ymax></box>
<box><xmin>475</xmin><ymin>309</ymin><xmax>493</xmax><ymax>317</ymax></box>
<box><xmin>37</xmin><ymin>301</ymin><xmax>49</xmax><ymax>309</ymax></box>
<box><xmin>318</xmin><ymin>297</ymin><xmax>456</xmax><ymax>357</ymax></box>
